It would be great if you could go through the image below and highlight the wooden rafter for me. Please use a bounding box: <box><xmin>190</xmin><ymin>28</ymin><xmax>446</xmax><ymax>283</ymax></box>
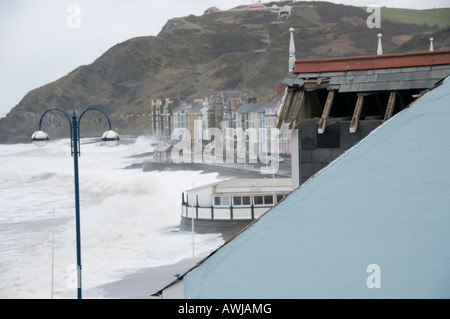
<box><xmin>384</xmin><ymin>91</ymin><xmax>397</xmax><ymax>122</ymax></box>
<box><xmin>318</xmin><ymin>90</ymin><xmax>335</xmax><ymax>134</ymax></box>
<box><xmin>350</xmin><ymin>95</ymin><xmax>364</xmax><ymax>133</ymax></box>
<box><xmin>288</xmin><ymin>90</ymin><xmax>305</xmax><ymax>129</ymax></box>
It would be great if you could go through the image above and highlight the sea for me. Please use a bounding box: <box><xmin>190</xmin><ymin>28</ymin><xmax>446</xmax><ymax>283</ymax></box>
<box><xmin>0</xmin><ymin>135</ymin><xmax>225</xmax><ymax>299</ymax></box>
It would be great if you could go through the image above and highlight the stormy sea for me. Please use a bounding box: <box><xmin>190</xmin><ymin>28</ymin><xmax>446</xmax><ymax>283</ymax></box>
<box><xmin>0</xmin><ymin>135</ymin><xmax>225</xmax><ymax>298</ymax></box>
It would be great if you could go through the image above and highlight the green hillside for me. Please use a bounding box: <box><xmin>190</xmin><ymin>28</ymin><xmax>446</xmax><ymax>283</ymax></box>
<box><xmin>381</xmin><ymin>7</ymin><xmax>450</xmax><ymax>28</ymax></box>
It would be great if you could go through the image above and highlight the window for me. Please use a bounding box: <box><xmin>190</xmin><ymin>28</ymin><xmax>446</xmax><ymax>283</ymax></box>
<box><xmin>276</xmin><ymin>194</ymin><xmax>285</xmax><ymax>203</ymax></box>
<box><xmin>254</xmin><ymin>195</ymin><xmax>275</xmax><ymax>206</ymax></box>
<box><xmin>222</xmin><ymin>197</ymin><xmax>230</xmax><ymax>206</ymax></box>
<box><xmin>264</xmin><ymin>195</ymin><xmax>273</xmax><ymax>205</ymax></box>
<box><xmin>214</xmin><ymin>196</ymin><xmax>230</xmax><ymax>206</ymax></box>
<box><xmin>233</xmin><ymin>196</ymin><xmax>251</xmax><ymax>206</ymax></box>
<box><xmin>254</xmin><ymin>196</ymin><xmax>264</xmax><ymax>205</ymax></box>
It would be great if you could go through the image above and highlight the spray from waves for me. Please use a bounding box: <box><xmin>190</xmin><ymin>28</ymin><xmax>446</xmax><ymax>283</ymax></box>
<box><xmin>77</xmin><ymin>169</ymin><xmax>223</xmax><ymax>292</ymax></box>
<box><xmin>0</xmin><ymin>136</ymin><xmax>225</xmax><ymax>298</ymax></box>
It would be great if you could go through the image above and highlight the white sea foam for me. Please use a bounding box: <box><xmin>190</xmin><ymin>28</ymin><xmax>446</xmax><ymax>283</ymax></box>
<box><xmin>0</xmin><ymin>136</ymin><xmax>224</xmax><ymax>298</ymax></box>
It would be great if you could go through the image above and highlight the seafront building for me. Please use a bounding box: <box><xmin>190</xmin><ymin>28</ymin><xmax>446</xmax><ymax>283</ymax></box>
<box><xmin>129</xmin><ymin>88</ymin><xmax>293</xmax><ymax>157</ymax></box>
<box><xmin>153</xmin><ymin>32</ymin><xmax>450</xmax><ymax>298</ymax></box>
<box><xmin>180</xmin><ymin>178</ymin><xmax>292</xmax><ymax>236</ymax></box>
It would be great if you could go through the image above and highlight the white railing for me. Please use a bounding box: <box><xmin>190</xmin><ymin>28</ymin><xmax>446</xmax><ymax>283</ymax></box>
<box><xmin>181</xmin><ymin>202</ymin><xmax>272</xmax><ymax>221</ymax></box>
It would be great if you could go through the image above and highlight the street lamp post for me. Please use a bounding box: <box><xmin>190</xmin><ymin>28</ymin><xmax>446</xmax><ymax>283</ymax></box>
<box><xmin>31</xmin><ymin>107</ymin><xmax>119</xmax><ymax>299</ymax></box>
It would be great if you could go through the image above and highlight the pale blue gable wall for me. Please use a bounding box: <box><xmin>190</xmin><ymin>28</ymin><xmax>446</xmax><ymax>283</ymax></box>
<box><xmin>184</xmin><ymin>78</ymin><xmax>450</xmax><ymax>299</ymax></box>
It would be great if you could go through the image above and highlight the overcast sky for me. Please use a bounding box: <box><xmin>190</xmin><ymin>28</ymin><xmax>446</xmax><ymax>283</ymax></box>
<box><xmin>0</xmin><ymin>0</ymin><xmax>448</xmax><ymax>118</ymax></box>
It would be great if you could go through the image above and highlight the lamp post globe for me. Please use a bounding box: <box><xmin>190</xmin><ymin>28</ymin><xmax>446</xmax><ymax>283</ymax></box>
<box><xmin>31</xmin><ymin>130</ymin><xmax>49</xmax><ymax>147</ymax></box>
<box><xmin>101</xmin><ymin>129</ymin><xmax>120</xmax><ymax>146</ymax></box>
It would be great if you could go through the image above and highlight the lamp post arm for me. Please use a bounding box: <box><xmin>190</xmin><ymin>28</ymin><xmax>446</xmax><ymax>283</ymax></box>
<box><xmin>39</xmin><ymin>107</ymin><xmax>72</xmax><ymax>130</ymax></box>
<box><xmin>37</xmin><ymin>107</ymin><xmax>72</xmax><ymax>130</ymax></box>
<box><xmin>76</xmin><ymin>107</ymin><xmax>114</xmax><ymax>156</ymax></box>
<box><xmin>78</xmin><ymin>107</ymin><xmax>113</xmax><ymax>130</ymax></box>
<box><xmin>37</xmin><ymin>108</ymin><xmax>74</xmax><ymax>155</ymax></box>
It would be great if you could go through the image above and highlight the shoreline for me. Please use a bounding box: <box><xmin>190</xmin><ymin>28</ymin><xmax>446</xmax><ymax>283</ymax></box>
<box><xmin>86</xmin><ymin>257</ymin><xmax>197</xmax><ymax>299</ymax></box>
<box><xmin>84</xmin><ymin>228</ymin><xmax>241</xmax><ymax>299</ymax></box>
<box><xmin>85</xmin><ymin>251</ymin><xmax>215</xmax><ymax>299</ymax></box>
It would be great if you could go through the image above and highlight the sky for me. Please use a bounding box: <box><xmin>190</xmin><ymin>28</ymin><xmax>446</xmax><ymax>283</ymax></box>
<box><xmin>0</xmin><ymin>0</ymin><xmax>448</xmax><ymax>118</ymax></box>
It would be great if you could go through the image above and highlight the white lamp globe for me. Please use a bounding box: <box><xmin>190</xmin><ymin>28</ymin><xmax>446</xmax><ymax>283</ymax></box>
<box><xmin>31</xmin><ymin>130</ymin><xmax>49</xmax><ymax>147</ymax></box>
<box><xmin>101</xmin><ymin>130</ymin><xmax>120</xmax><ymax>146</ymax></box>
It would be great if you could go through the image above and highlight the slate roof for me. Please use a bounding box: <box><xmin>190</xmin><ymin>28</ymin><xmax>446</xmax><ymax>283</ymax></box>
<box><xmin>277</xmin><ymin>50</ymin><xmax>450</xmax><ymax>129</ymax></box>
<box><xmin>282</xmin><ymin>50</ymin><xmax>450</xmax><ymax>93</ymax></box>
<box><xmin>172</xmin><ymin>101</ymin><xmax>203</xmax><ymax>114</ymax></box>
<box><xmin>234</xmin><ymin>97</ymin><xmax>281</xmax><ymax>114</ymax></box>
<box><xmin>235</xmin><ymin>101</ymin><xmax>268</xmax><ymax>114</ymax></box>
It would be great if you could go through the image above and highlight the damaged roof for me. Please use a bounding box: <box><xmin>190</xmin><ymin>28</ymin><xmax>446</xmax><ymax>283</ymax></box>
<box><xmin>282</xmin><ymin>50</ymin><xmax>450</xmax><ymax>93</ymax></box>
<box><xmin>277</xmin><ymin>50</ymin><xmax>450</xmax><ymax>130</ymax></box>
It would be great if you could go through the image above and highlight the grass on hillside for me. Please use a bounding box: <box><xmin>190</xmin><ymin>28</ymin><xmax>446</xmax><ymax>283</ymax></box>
<box><xmin>380</xmin><ymin>7</ymin><xmax>450</xmax><ymax>28</ymax></box>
